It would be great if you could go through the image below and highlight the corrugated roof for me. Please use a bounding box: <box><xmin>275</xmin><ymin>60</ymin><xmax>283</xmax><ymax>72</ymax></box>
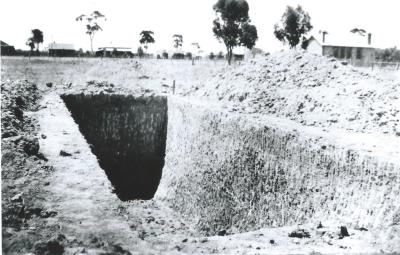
<box><xmin>1</xmin><ymin>40</ymin><xmax>10</xmax><ymax>46</ymax></box>
<box><xmin>48</xmin><ymin>43</ymin><xmax>74</xmax><ymax>50</ymax></box>
<box><xmin>98</xmin><ymin>47</ymin><xmax>132</xmax><ymax>50</ymax></box>
<box><xmin>309</xmin><ymin>33</ymin><xmax>375</xmax><ymax>48</ymax></box>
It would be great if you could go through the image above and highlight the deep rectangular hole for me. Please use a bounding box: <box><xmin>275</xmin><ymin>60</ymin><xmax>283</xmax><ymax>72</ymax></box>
<box><xmin>61</xmin><ymin>94</ymin><xmax>168</xmax><ymax>201</ymax></box>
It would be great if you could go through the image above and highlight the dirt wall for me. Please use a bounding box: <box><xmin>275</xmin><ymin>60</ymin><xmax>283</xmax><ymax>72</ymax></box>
<box><xmin>156</xmin><ymin>97</ymin><xmax>400</xmax><ymax>236</ymax></box>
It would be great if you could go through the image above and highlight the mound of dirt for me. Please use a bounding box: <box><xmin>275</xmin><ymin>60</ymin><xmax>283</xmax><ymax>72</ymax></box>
<box><xmin>1</xmin><ymin>80</ymin><xmax>40</xmax><ymax>138</ymax></box>
<box><xmin>190</xmin><ymin>50</ymin><xmax>400</xmax><ymax>136</ymax></box>
<box><xmin>1</xmin><ymin>80</ymin><xmax>65</xmax><ymax>254</ymax></box>
<box><xmin>61</xmin><ymin>80</ymin><xmax>155</xmax><ymax>97</ymax></box>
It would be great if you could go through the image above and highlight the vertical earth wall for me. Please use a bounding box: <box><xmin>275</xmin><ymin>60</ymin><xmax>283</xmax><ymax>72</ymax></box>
<box><xmin>156</xmin><ymin>97</ymin><xmax>400</xmax><ymax>235</ymax></box>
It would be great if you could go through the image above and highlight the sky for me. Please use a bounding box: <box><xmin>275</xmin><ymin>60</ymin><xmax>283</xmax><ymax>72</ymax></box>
<box><xmin>1</xmin><ymin>0</ymin><xmax>399</xmax><ymax>54</ymax></box>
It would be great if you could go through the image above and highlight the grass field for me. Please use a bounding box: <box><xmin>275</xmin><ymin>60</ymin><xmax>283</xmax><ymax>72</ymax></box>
<box><xmin>1</xmin><ymin>56</ymin><xmax>227</xmax><ymax>94</ymax></box>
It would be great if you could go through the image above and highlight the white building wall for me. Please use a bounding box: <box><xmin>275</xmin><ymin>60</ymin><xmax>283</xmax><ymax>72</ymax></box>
<box><xmin>307</xmin><ymin>40</ymin><xmax>322</xmax><ymax>55</ymax></box>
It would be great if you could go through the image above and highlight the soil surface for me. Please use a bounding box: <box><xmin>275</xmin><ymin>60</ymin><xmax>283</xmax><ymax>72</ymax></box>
<box><xmin>188</xmin><ymin>51</ymin><xmax>400</xmax><ymax>136</ymax></box>
<box><xmin>2</xmin><ymin>53</ymin><xmax>399</xmax><ymax>254</ymax></box>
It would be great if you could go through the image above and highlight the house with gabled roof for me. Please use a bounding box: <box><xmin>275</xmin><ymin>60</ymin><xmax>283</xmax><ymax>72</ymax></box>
<box><xmin>48</xmin><ymin>42</ymin><xmax>75</xmax><ymax>57</ymax></box>
<box><xmin>1</xmin><ymin>40</ymin><xmax>16</xmax><ymax>56</ymax></box>
<box><xmin>305</xmin><ymin>32</ymin><xmax>376</xmax><ymax>66</ymax></box>
<box><xmin>96</xmin><ymin>47</ymin><xmax>133</xmax><ymax>58</ymax></box>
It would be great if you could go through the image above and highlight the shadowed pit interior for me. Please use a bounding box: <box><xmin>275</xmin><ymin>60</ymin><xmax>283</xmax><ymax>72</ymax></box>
<box><xmin>61</xmin><ymin>94</ymin><xmax>168</xmax><ymax>201</ymax></box>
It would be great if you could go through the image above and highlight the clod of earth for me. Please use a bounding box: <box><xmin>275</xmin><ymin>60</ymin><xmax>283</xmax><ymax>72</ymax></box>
<box><xmin>34</xmin><ymin>240</ymin><xmax>64</xmax><ymax>255</ymax></box>
<box><xmin>59</xmin><ymin>150</ymin><xmax>72</xmax><ymax>157</ymax></box>
<box><xmin>217</xmin><ymin>229</ymin><xmax>227</xmax><ymax>236</ymax></box>
<box><xmin>22</xmin><ymin>137</ymin><xmax>40</xmax><ymax>156</ymax></box>
<box><xmin>339</xmin><ymin>226</ymin><xmax>350</xmax><ymax>238</ymax></box>
<box><xmin>10</xmin><ymin>193</ymin><xmax>23</xmax><ymax>203</ymax></box>
<box><xmin>288</xmin><ymin>229</ymin><xmax>311</xmax><ymax>238</ymax></box>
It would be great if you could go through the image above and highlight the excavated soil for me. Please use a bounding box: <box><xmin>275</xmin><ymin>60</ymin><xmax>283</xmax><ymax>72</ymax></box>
<box><xmin>2</xmin><ymin>52</ymin><xmax>400</xmax><ymax>254</ymax></box>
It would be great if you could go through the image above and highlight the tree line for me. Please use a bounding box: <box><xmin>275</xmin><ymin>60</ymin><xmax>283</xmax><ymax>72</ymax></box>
<box><xmin>375</xmin><ymin>47</ymin><xmax>400</xmax><ymax>62</ymax></box>
<box><xmin>22</xmin><ymin>0</ymin><xmax>314</xmax><ymax>64</ymax></box>
<box><xmin>18</xmin><ymin>0</ymin><xmax>399</xmax><ymax>64</ymax></box>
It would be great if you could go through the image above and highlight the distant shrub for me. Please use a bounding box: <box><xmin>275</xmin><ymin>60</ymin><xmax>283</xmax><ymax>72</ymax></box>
<box><xmin>217</xmin><ymin>51</ymin><xmax>225</xmax><ymax>60</ymax></box>
<box><xmin>185</xmin><ymin>52</ymin><xmax>192</xmax><ymax>59</ymax></box>
<box><xmin>209</xmin><ymin>52</ymin><xmax>215</xmax><ymax>60</ymax></box>
<box><xmin>137</xmin><ymin>46</ymin><xmax>144</xmax><ymax>58</ymax></box>
<box><xmin>162</xmin><ymin>52</ymin><xmax>168</xmax><ymax>59</ymax></box>
<box><xmin>77</xmin><ymin>48</ymin><xmax>84</xmax><ymax>57</ymax></box>
<box><xmin>288</xmin><ymin>229</ymin><xmax>311</xmax><ymax>238</ymax></box>
<box><xmin>112</xmin><ymin>48</ymin><xmax>118</xmax><ymax>57</ymax></box>
<box><xmin>172</xmin><ymin>53</ymin><xmax>185</xmax><ymax>59</ymax></box>
<box><xmin>375</xmin><ymin>47</ymin><xmax>400</xmax><ymax>62</ymax></box>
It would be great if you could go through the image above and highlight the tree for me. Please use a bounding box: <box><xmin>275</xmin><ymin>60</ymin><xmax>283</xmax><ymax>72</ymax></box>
<box><xmin>185</xmin><ymin>52</ymin><xmax>193</xmax><ymax>59</ymax></box>
<box><xmin>173</xmin><ymin>34</ymin><xmax>183</xmax><ymax>50</ymax></box>
<box><xmin>26</xmin><ymin>37</ymin><xmax>35</xmax><ymax>57</ymax></box>
<box><xmin>191</xmin><ymin>42</ymin><xmax>202</xmax><ymax>64</ymax></box>
<box><xmin>76</xmin><ymin>11</ymin><xmax>106</xmax><ymax>54</ymax></box>
<box><xmin>112</xmin><ymin>48</ymin><xmax>118</xmax><ymax>57</ymax></box>
<box><xmin>240</xmin><ymin>22</ymin><xmax>257</xmax><ymax>49</ymax></box>
<box><xmin>137</xmin><ymin>46</ymin><xmax>144</xmax><ymax>58</ymax></box>
<box><xmin>162</xmin><ymin>51</ymin><xmax>168</xmax><ymax>59</ymax></box>
<box><xmin>172</xmin><ymin>52</ymin><xmax>185</xmax><ymax>59</ymax></box>
<box><xmin>217</xmin><ymin>51</ymin><xmax>225</xmax><ymax>59</ymax></box>
<box><xmin>209</xmin><ymin>52</ymin><xmax>215</xmax><ymax>60</ymax></box>
<box><xmin>375</xmin><ymin>47</ymin><xmax>400</xmax><ymax>62</ymax></box>
<box><xmin>139</xmin><ymin>30</ymin><xmax>155</xmax><ymax>53</ymax></box>
<box><xmin>31</xmin><ymin>29</ymin><xmax>43</xmax><ymax>52</ymax></box>
<box><xmin>273</xmin><ymin>5</ymin><xmax>312</xmax><ymax>49</ymax></box>
<box><xmin>191</xmin><ymin>42</ymin><xmax>201</xmax><ymax>56</ymax></box>
<box><xmin>212</xmin><ymin>0</ymin><xmax>258</xmax><ymax>64</ymax></box>
<box><xmin>192</xmin><ymin>42</ymin><xmax>200</xmax><ymax>50</ymax></box>
<box><xmin>78</xmin><ymin>48</ymin><xmax>84</xmax><ymax>57</ymax></box>
<box><xmin>350</xmin><ymin>28</ymin><xmax>366</xmax><ymax>36</ymax></box>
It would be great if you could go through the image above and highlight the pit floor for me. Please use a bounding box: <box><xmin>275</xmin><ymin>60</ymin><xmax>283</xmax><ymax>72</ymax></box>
<box><xmin>36</xmin><ymin>93</ymin><xmax>380</xmax><ymax>254</ymax></box>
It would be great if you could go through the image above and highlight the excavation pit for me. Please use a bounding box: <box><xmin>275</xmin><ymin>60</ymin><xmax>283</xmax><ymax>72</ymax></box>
<box><xmin>61</xmin><ymin>93</ymin><xmax>400</xmax><ymax>237</ymax></box>
<box><xmin>61</xmin><ymin>94</ymin><xmax>168</xmax><ymax>201</ymax></box>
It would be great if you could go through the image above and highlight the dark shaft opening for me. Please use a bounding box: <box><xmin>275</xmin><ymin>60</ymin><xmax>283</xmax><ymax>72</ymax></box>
<box><xmin>62</xmin><ymin>94</ymin><xmax>168</xmax><ymax>201</ymax></box>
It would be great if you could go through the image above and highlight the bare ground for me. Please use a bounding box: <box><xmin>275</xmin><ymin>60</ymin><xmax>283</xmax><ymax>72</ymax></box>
<box><xmin>2</xmin><ymin>54</ymin><xmax>399</xmax><ymax>254</ymax></box>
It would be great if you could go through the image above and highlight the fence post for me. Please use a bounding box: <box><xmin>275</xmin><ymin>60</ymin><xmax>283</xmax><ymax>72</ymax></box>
<box><xmin>172</xmin><ymin>80</ymin><xmax>176</xmax><ymax>95</ymax></box>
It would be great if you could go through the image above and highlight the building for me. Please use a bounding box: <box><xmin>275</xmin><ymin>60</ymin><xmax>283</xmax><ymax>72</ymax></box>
<box><xmin>1</xmin><ymin>40</ymin><xmax>16</xmax><ymax>56</ymax></box>
<box><xmin>305</xmin><ymin>33</ymin><xmax>375</xmax><ymax>66</ymax></box>
<box><xmin>233</xmin><ymin>54</ymin><xmax>244</xmax><ymax>61</ymax></box>
<box><xmin>96</xmin><ymin>47</ymin><xmax>133</xmax><ymax>58</ymax></box>
<box><xmin>231</xmin><ymin>47</ymin><xmax>246</xmax><ymax>61</ymax></box>
<box><xmin>48</xmin><ymin>43</ymin><xmax>75</xmax><ymax>57</ymax></box>
<box><xmin>244</xmin><ymin>47</ymin><xmax>265</xmax><ymax>59</ymax></box>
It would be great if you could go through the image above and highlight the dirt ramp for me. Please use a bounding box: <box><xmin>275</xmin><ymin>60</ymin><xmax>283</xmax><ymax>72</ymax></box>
<box><xmin>61</xmin><ymin>94</ymin><xmax>168</xmax><ymax>200</ymax></box>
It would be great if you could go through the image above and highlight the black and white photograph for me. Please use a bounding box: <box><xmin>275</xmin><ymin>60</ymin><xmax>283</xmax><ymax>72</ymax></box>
<box><xmin>1</xmin><ymin>0</ymin><xmax>400</xmax><ymax>254</ymax></box>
